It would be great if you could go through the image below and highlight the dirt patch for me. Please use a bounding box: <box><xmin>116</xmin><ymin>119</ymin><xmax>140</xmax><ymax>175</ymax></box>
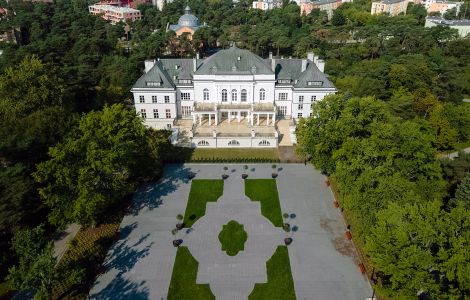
<box><xmin>321</xmin><ymin>218</ymin><xmax>360</xmax><ymax>263</ymax></box>
<box><xmin>320</xmin><ymin>218</ymin><xmax>337</xmax><ymax>236</ymax></box>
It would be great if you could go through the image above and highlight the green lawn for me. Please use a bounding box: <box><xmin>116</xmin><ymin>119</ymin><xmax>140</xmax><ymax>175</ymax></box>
<box><xmin>249</xmin><ymin>246</ymin><xmax>296</xmax><ymax>300</ymax></box>
<box><xmin>245</xmin><ymin>179</ymin><xmax>283</xmax><ymax>227</ymax></box>
<box><xmin>167</xmin><ymin>246</ymin><xmax>215</xmax><ymax>300</ymax></box>
<box><xmin>218</xmin><ymin>220</ymin><xmax>248</xmax><ymax>256</ymax></box>
<box><xmin>191</xmin><ymin>148</ymin><xmax>279</xmax><ymax>161</ymax></box>
<box><xmin>183</xmin><ymin>179</ymin><xmax>224</xmax><ymax>227</ymax></box>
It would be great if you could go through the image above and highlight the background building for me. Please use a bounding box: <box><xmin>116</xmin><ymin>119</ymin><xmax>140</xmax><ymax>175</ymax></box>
<box><xmin>252</xmin><ymin>0</ymin><xmax>282</xmax><ymax>10</ymax></box>
<box><xmin>131</xmin><ymin>46</ymin><xmax>337</xmax><ymax>148</ymax></box>
<box><xmin>89</xmin><ymin>4</ymin><xmax>141</xmax><ymax>24</ymax></box>
<box><xmin>425</xmin><ymin>17</ymin><xmax>470</xmax><ymax>37</ymax></box>
<box><xmin>167</xmin><ymin>6</ymin><xmax>203</xmax><ymax>40</ymax></box>
<box><xmin>371</xmin><ymin>0</ymin><xmax>409</xmax><ymax>15</ymax></box>
<box><xmin>425</xmin><ymin>0</ymin><xmax>463</xmax><ymax>15</ymax></box>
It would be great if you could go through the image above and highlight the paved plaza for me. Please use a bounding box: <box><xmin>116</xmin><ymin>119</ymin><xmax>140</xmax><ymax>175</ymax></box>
<box><xmin>89</xmin><ymin>164</ymin><xmax>372</xmax><ymax>300</ymax></box>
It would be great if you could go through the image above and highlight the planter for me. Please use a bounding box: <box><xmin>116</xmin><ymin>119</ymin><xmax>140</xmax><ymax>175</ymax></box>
<box><xmin>173</xmin><ymin>239</ymin><xmax>183</xmax><ymax>247</ymax></box>
<box><xmin>333</xmin><ymin>201</ymin><xmax>340</xmax><ymax>208</ymax></box>
<box><xmin>344</xmin><ymin>231</ymin><xmax>352</xmax><ymax>240</ymax></box>
<box><xmin>222</xmin><ymin>174</ymin><xmax>229</xmax><ymax>180</ymax></box>
<box><xmin>242</xmin><ymin>174</ymin><xmax>248</xmax><ymax>179</ymax></box>
<box><xmin>359</xmin><ymin>263</ymin><xmax>366</xmax><ymax>274</ymax></box>
<box><xmin>176</xmin><ymin>223</ymin><xmax>184</xmax><ymax>230</ymax></box>
<box><xmin>271</xmin><ymin>173</ymin><xmax>278</xmax><ymax>178</ymax></box>
<box><xmin>325</xmin><ymin>179</ymin><xmax>330</xmax><ymax>187</ymax></box>
<box><xmin>283</xmin><ymin>223</ymin><xmax>291</xmax><ymax>232</ymax></box>
<box><xmin>284</xmin><ymin>237</ymin><xmax>293</xmax><ymax>245</ymax></box>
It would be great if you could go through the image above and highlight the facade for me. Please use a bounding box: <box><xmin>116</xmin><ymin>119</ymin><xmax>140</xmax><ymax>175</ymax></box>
<box><xmin>88</xmin><ymin>4</ymin><xmax>141</xmax><ymax>24</ymax></box>
<box><xmin>167</xmin><ymin>6</ymin><xmax>202</xmax><ymax>40</ymax></box>
<box><xmin>252</xmin><ymin>0</ymin><xmax>282</xmax><ymax>10</ymax></box>
<box><xmin>425</xmin><ymin>0</ymin><xmax>463</xmax><ymax>15</ymax></box>
<box><xmin>298</xmin><ymin>0</ymin><xmax>344</xmax><ymax>17</ymax></box>
<box><xmin>425</xmin><ymin>17</ymin><xmax>470</xmax><ymax>37</ymax></box>
<box><xmin>371</xmin><ymin>0</ymin><xmax>409</xmax><ymax>15</ymax></box>
<box><xmin>131</xmin><ymin>46</ymin><xmax>337</xmax><ymax>148</ymax></box>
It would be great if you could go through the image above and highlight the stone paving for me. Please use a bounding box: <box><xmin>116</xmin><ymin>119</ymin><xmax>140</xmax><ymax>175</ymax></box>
<box><xmin>89</xmin><ymin>164</ymin><xmax>372</xmax><ymax>300</ymax></box>
<box><xmin>185</xmin><ymin>178</ymin><xmax>284</xmax><ymax>300</ymax></box>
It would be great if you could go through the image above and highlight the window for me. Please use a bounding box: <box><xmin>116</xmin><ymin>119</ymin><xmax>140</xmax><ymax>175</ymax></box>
<box><xmin>278</xmin><ymin>93</ymin><xmax>288</xmax><ymax>100</ymax></box>
<box><xmin>228</xmin><ymin>140</ymin><xmax>240</xmax><ymax>146</ymax></box>
<box><xmin>307</xmin><ymin>81</ymin><xmax>323</xmax><ymax>87</ymax></box>
<box><xmin>153</xmin><ymin>109</ymin><xmax>159</xmax><ymax>118</ymax></box>
<box><xmin>181</xmin><ymin>106</ymin><xmax>191</xmax><ymax>116</ymax></box>
<box><xmin>165</xmin><ymin>96</ymin><xmax>170</xmax><ymax>103</ymax></box>
<box><xmin>241</xmin><ymin>89</ymin><xmax>247</xmax><ymax>102</ymax></box>
<box><xmin>298</xmin><ymin>104</ymin><xmax>303</xmax><ymax>110</ymax></box>
<box><xmin>277</xmin><ymin>106</ymin><xmax>287</xmax><ymax>116</ymax></box>
<box><xmin>152</xmin><ymin>96</ymin><xmax>157</xmax><ymax>103</ymax></box>
<box><xmin>180</xmin><ymin>93</ymin><xmax>190</xmax><ymax>101</ymax></box>
<box><xmin>231</xmin><ymin>89</ymin><xmax>237</xmax><ymax>102</ymax></box>
<box><xmin>311</xmin><ymin>95</ymin><xmax>317</xmax><ymax>101</ymax></box>
<box><xmin>203</xmin><ymin>89</ymin><xmax>209</xmax><ymax>101</ymax></box>
<box><xmin>146</xmin><ymin>81</ymin><xmax>161</xmax><ymax>87</ymax></box>
<box><xmin>140</xmin><ymin>109</ymin><xmax>147</xmax><ymax>118</ymax></box>
<box><xmin>299</xmin><ymin>96</ymin><xmax>304</xmax><ymax>103</ymax></box>
<box><xmin>167</xmin><ymin>123</ymin><xmax>172</xmax><ymax>129</ymax></box>
<box><xmin>222</xmin><ymin>89</ymin><xmax>227</xmax><ymax>102</ymax></box>
<box><xmin>259</xmin><ymin>89</ymin><xmax>265</xmax><ymax>101</ymax></box>
<box><xmin>139</xmin><ymin>95</ymin><xmax>145</xmax><ymax>103</ymax></box>
<box><xmin>197</xmin><ymin>140</ymin><xmax>209</xmax><ymax>146</ymax></box>
<box><xmin>178</xmin><ymin>79</ymin><xmax>192</xmax><ymax>84</ymax></box>
<box><xmin>298</xmin><ymin>113</ymin><xmax>303</xmax><ymax>118</ymax></box>
<box><xmin>166</xmin><ymin>109</ymin><xmax>171</xmax><ymax>118</ymax></box>
<box><xmin>277</xmin><ymin>79</ymin><xmax>291</xmax><ymax>84</ymax></box>
<box><xmin>258</xmin><ymin>140</ymin><xmax>271</xmax><ymax>146</ymax></box>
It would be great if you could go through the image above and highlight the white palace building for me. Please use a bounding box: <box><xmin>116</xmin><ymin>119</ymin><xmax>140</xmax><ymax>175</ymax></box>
<box><xmin>131</xmin><ymin>45</ymin><xmax>336</xmax><ymax>148</ymax></box>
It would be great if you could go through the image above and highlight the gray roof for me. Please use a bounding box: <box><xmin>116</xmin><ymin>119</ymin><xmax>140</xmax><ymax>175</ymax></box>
<box><xmin>427</xmin><ymin>17</ymin><xmax>470</xmax><ymax>26</ymax></box>
<box><xmin>133</xmin><ymin>46</ymin><xmax>335</xmax><ymax>90</ymax></box>
<box><xmin>195</xmin><ymin>45</ymin><xmax>274</xmax><ymax>75</ymax></box>
<box><xmin>169</xmin><ymin>6</ymin><xmax>201</xmax><ymax>32</ymax></box>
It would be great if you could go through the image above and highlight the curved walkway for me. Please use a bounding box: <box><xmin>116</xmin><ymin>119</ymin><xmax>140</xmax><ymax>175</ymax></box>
<box><xmin>185</xmin><ymin>178</ymin><xmax>284</xmax><ymax>299</ymax></box>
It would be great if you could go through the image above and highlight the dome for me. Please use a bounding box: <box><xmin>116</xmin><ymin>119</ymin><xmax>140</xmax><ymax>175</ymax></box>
<box><xmin>177</xmin><ymin>6</ymin><xmax>200</xmax><ymax>28</ymax></box>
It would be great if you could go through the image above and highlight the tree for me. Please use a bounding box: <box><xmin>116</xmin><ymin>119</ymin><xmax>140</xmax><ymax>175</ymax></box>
<box><xmin>454</xmin><ymin>173</ymin><xmax>470</xmax><ymax>209</ymax></box>
<box><xmin>7</xmin><ymin>225</ymin><xmax>58</xmax><ymax>300</ymax></box>
<box><xmin>34</xmin><ymin>104</ymin><xmax>158</xmax><ymax>227</ymax></box>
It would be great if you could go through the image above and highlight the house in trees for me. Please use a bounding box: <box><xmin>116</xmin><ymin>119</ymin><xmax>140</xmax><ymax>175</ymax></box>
<box><xmin>252</xmin><ymin>0</ymin><xmax>282</xmax><ymax>10</ymax></box>
<box><xmin>425</xmin><ymin>17</ymin><xmax>470</xmax><ymax>37</ymax></box>
<box><xmin>88</xmin><ymin>4</ymin><xmax>141</xmax><ymax>24</ymax></box>
<box><xmin>131</xmin><ymin>45</ymin><xmax>337</xmax><ymax>148</ymax></box>
<box><xmin>298</xmin><ymin>0</ymin><xmax>347</xmax><ymax>17</ymax></box>
<box><xmin>371</xmin><ymin>0</ymin><xmax>409</xmax><ymax>15</ymax></box>
<box><xmin>167</xmin><ymin>6</ymin><xmax>203</xmax><ymax>40</ymax></box>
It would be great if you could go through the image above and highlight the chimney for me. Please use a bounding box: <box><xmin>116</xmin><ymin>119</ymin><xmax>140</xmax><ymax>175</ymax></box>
<box><xmin>301</xmin><ymin>59</ymin><xmax>307</xmax><ymax>72</ymax></box>
<box><xmin>269</xmin><ymin>52</ymin><xmax>273</xmax><ymax>59</ymax></box>
<box><xmin>316</xmin><ymin>59</ymin><xmax>325</xmax><ymax>73</ymax></box>
<box><xmin>193</xmin><ymin>57</ymin><xmax>197</xmax><ymax>72</ymax></box>
<box><xmin>307</xmin><ymin>52</ymin><xmax>314</xmax><ymax>61</ymax></box>
<box><xmin>271</xmin><ymin>59</ymin><xmax>276</xmax><ymax>72</ymax></box>
<box><xmin>144</xmin><ymin>59</ymin><xmax>155</xmax><ymax>73</ymax></box>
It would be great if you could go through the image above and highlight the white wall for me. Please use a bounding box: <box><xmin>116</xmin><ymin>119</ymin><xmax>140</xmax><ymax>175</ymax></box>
<box><xmin>191</xmin><ymin>137</ymin><xmax>277</xmax><ymax>148</ymax></box>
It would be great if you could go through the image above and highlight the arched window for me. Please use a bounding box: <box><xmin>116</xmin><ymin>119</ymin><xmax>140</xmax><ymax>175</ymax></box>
<box><xmin>259</xmin><ymin>89</ymin><xmax>265</xmax><ymax>101</ymax></box>
<box><xmin>203</xmin><ymin>89</ymin><xmax>209</xmax><ymax>101</ymax></box>
<box><xmin>258</xmin><ymin>140</ymin><xmax>271</xmax><ymax>146</ymax></box>
<box><xmin>197</xmin><ymin>140</ymin><xmax>210</xmax><ymax>146</ymax></box>
<box><xmin>228</xmin><ymin>140</ymin><xmax>240</xmax><ymax>146</ymax></box>
<box><xmin>231</xmin><ymin>89</ymin><xmax>237</xmax><ymax>102</ymax></box>
<box><xmin>221</xmin><ymin>89</ymin><xmax>227</xmax><ymax>102</ymax></box>
<box><xmin>241</xmin><ymin>89</ymin><xmax>247</xmax><ymax>102</ymax></box>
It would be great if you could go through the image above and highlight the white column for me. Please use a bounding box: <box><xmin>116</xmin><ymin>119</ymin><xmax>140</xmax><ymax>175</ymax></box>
<box><xmin>267</xmin><ymin>114</ymin><xmax>270</xmax><ymax>126</ymax></box>
<box><xmin>199</xmin><ymin>114</ymin><xmax>202</xmax><ymax>126</ymax></box>
<box><xmin>228</xmin><ymin>111</ymin><xmax>231</xmax><ymax>124</ymax></box>
<box><xmin>215</xmin><ymin>113</ymin><xmax>218</xmax><ymax>126</ymax></box>
<box><xmin>250</xmin><ymin>113</ymin><xmax>253</xmax><ymax>126</ymax></box>
<box><xmin>273</xmin><ymin>113</ymin><xmax>276</xmax><ymax>125</ymax></box>
<box><xmin>193</xmin><ymin>113</ymin><xmax>196</xmax><ymax>124</ymax></box>
<box><xmin>209</xmin><ymin>113</ymin><xmax>212</xmax><ymax>126</ymax></box>
<box><xmin>257</xmin><ymin>113</ymin><xmax>260</xmax><ymax>126</ymax></box>
<box><xmin>238</xmin><ymin>111</ymin><xmax>241</xmax><ymax>123</ymax></box>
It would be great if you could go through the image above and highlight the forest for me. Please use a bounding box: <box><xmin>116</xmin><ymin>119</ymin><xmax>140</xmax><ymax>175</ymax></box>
<box><xmin>0</xmin><ymin>0</ymin><xmax>469</xmax><ymax>298</ymax></box>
